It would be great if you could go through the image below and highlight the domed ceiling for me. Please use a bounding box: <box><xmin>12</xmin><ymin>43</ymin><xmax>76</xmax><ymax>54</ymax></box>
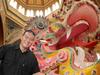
<box><xmin>7</xmin><ymin>0</ymin><xmax>100</xmax><ymax>17</ymax></box>
<box><xmin>8</xmin><ymin>0</ymin><xmax>61</xmax><ymax>17</ymax></box>
<box><xmin>16</xmin><ymin>0</ymin><xmax>58</xmax><ymax>10</ymax></box>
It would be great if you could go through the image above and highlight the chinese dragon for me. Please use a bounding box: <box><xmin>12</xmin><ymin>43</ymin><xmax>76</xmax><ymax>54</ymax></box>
<box><xmin>30</xmin><ymin>0</ymin><xmax>100</xmax><ymax>75</ymax></box>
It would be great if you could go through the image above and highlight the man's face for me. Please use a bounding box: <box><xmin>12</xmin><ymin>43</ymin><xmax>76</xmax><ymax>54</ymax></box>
<box><xmin>21</xmin><ymin>32</ymin><xmax>35</xmax><ymax>49</ymax></box>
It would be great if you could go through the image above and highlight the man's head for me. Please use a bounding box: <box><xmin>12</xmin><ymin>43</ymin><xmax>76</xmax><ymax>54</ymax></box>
<box><xmin>20</xmin><ymin>30</ymin><xmax>35</xmax><ymax>50</ymax></box>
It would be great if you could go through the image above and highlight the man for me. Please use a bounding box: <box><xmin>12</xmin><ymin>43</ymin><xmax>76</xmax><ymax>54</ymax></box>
<box><xmin>0</xmin><ymin>30</ymin><xmax>45</xmax><ymax>75</ymax></box>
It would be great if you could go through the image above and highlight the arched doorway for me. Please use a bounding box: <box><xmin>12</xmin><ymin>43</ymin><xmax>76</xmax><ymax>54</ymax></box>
<box><xmin>0</xmin><ymin>15</ymin><xmax>4</xmax><ymax>46</ymax></box>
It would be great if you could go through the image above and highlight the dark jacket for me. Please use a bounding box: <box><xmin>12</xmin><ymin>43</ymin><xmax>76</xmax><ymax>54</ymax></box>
<box><xmin>0</xmin><ymin>43</ymin><xmax>40</xmax><ymax>75</ymax></box>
